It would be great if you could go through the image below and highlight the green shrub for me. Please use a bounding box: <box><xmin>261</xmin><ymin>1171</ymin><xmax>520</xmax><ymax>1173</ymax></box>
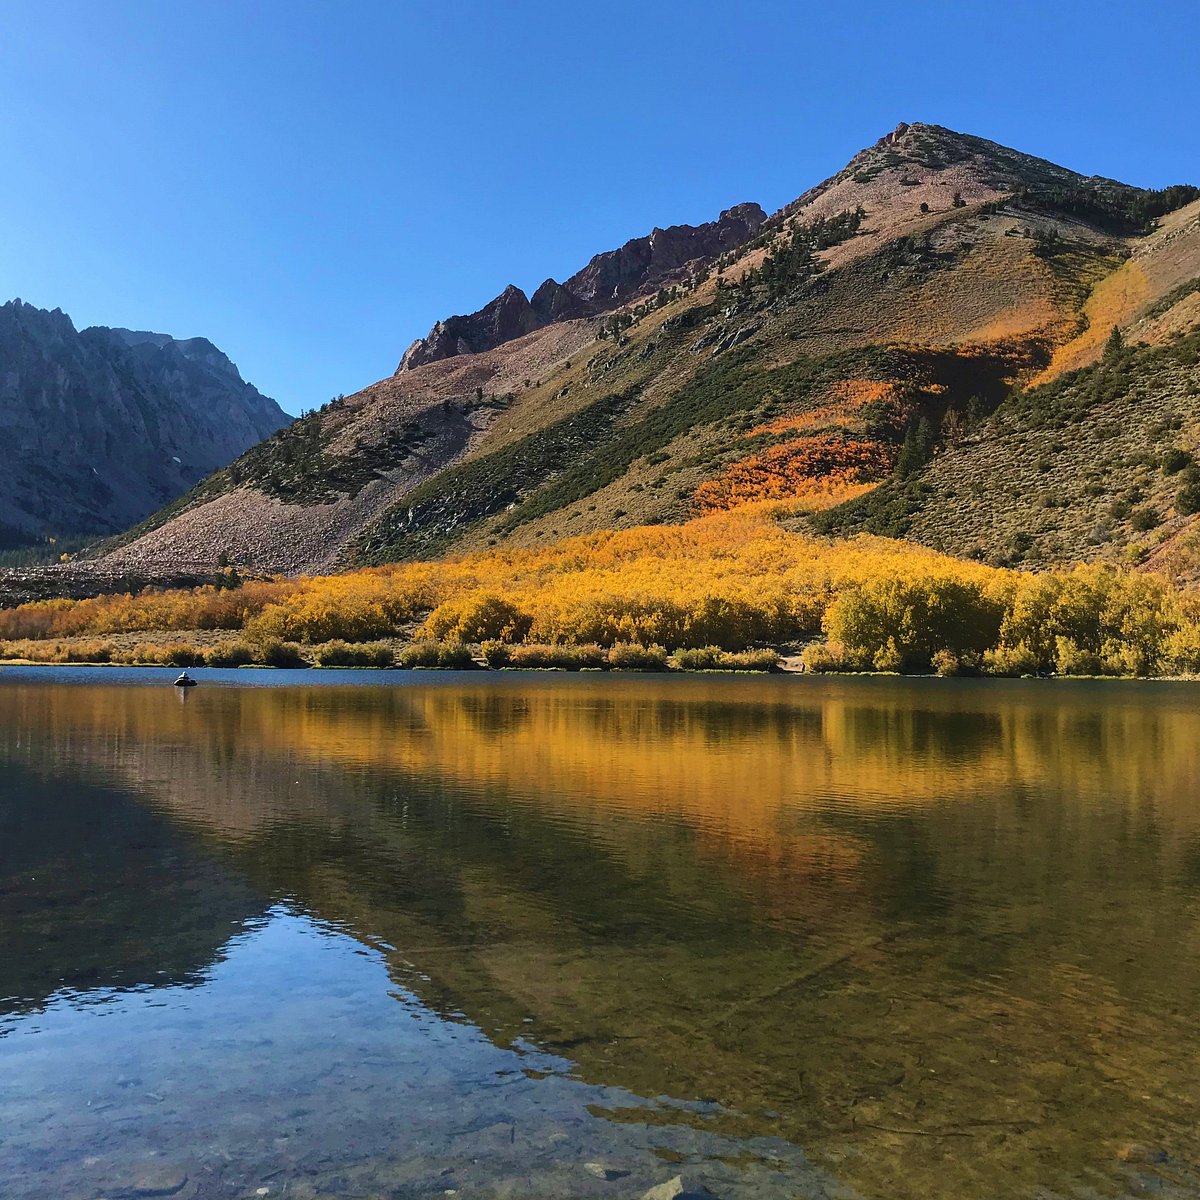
<box><xmin>1129</xmin><ymin>506</ymin><xmax>1160</xmax><ymax>532</ymax></box>
<box><xmin>506</xmin><ymin>643</ymin><xmax>607</xmax><ymax>670</ymax></box>
<box><xmin>256</xmin><ymin>638</ymin><xmax>308</xmax><ymax>668</ymax></box>
<box><xmin>1176</xmin><ymin>466</ymin><xmax>1200</xmax><ymax>515</ymax></box>
<box><xmin>314</xmin><ymin>640</ymin><xmax>395</xmax><ymax>667</ymax></box>
<box><xmin>398</xmin><ymin>640</ymin><xmax>442</xmax><ymax>668</ymax></box>
<box><xmin>800</xmin><ymin>641</ymin><xmax>864</xmax><ymax>672</ymax></box>
<box><xmin>147</xmin><ymin>642</ymin><xmax>206</xmax><ymax>667</ymax></box>
<box><xmin>1162</xmin><ymin>447</ymin><xmax>1193</xmax><ymax>474</ymax></box>
<box><xmin>398</xmin><ymin>640</ymin><xmax>474</xmax><ymax>669</ymax></box>
<box><xmin>670</xmin><ymin>646</ymin><xmax>780</xmax><ymax>671</ymax></box>
<box><xmin>480</xmin><ymin>640</ymin><xmax>512</xmax><ymax>668</ymax></box>
<box><xmin>982</xmin><ymin>644</ymin><xmax>1041</xmax><ymax>676</ymax></box>
<box><xmin>205</xmin><ymin>642</ymin><xmax>256</xmax><ymax>668</ymax></box>
<box><xmin>931</xmin><ymin>648</ymin><xmax>961</xmax><ymax>676</ymax></box>
<box><xmin>606</xmin><ymin>642</ymin><xmax>668</xmax><ymax>670</ymax></box>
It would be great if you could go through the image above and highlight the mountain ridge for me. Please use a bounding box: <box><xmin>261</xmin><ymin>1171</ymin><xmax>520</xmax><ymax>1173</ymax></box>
<box><xmin>398</xmin><ymin>201</ymin><xmax>766</xmax><ymax>370</ymax></box>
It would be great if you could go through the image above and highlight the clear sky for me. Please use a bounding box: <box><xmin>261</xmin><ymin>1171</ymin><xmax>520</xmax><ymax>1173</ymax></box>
<box><xmin>2</xmin><ymin>0</ymin><xmax>1196</xmax><ymax>415</ymax></box>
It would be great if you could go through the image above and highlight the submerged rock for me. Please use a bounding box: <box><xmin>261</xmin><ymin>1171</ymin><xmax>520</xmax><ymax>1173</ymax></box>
<box><xmin>109</xmin><ymin>1167</ymin><xmax>189</xmax><ymax>1197</ymax></box>
<box><xmin>583</xmin><ymin>1161</ymin><xmax>631</xmax><ymax>1181</ymax></box>
<box><xmin>640</xmin><ymin>1175</ymin><xmax>717</xmax><ymax>1200</ymax></box>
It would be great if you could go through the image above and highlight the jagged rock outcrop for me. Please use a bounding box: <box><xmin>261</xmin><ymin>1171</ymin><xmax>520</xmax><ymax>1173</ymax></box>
<box><xmin>398</xmin><ymin>284</ymin><xmax>542</xmax><ymax>371</ymax></box>
<box><xmin>562</xmin><ymin>202</ymin><xmax>767</xmax><ymax>304</ymax></box>
<box><xmin>529</xmin><ymin>277</ymin><xmax>591</xmax><ymax>325</ymax></box>
<box><xmin>0</xmin><ymin>299</ymin><xmax>289</xmax><ymax>539</ymax></box>
<box><xmin>398</xmin><ymin>201</ymin><xmax>766</xmax><ymax>370</ymax></box>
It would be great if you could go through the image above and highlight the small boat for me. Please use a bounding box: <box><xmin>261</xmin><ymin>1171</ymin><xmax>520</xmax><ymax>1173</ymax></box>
<box><xmin>173</xmin><ymin>671</ymin><xmax>198</xmax><ymax>688</ymax></box>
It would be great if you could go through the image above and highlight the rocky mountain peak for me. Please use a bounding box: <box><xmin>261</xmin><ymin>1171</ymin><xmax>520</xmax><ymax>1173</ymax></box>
<box><xmin>398</xmin><ymin>200</ymin><xmax>766</xmax><ymax>371</ymax></box>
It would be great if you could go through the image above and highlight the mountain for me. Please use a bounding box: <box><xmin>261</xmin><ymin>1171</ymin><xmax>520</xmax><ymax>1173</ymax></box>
<box><xmin>0</xmin><ymin>300</ymin><xmax>289</xmax><ymax>544</ymax></box>
<box><xmin>97</xmin><ymin>123</ymin><xmax>1200</xmax><ymax>577</ymax></box>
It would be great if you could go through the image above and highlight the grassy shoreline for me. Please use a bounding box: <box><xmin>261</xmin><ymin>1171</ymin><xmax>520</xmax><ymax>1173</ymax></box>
<box><xmin>3</xmin><ymin>650</ymin><xmax>1199</xmax><ymax>684</ymax></box>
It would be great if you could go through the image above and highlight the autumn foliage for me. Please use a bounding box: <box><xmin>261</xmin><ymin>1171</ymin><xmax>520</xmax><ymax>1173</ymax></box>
<box><xmin>3</xmin><ymin>509</ymin><xmax>1200</xmax><ymax>675</ymax></box>
<box><xmin>694</xmin><ymin>434</ymin><xmax>891</xmax><ymax>512</ymax></box>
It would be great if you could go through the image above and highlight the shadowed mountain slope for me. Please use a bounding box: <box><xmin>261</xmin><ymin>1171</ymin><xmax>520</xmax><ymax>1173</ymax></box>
<box><xmin>0</xmin><ymin>300</ymin><xmax>289</xmax><ymax>544</ymax></box>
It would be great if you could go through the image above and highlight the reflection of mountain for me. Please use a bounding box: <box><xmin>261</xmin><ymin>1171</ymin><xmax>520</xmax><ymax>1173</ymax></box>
<box><xmin>6</xmin><ymin>676</ymin><xmax>1200</xmax><ymax>1199</ymax></box>
<box><xmin>0</xmin><ymin>759</ymin><xmax>267</xmax><ymax>1018</ymax></box>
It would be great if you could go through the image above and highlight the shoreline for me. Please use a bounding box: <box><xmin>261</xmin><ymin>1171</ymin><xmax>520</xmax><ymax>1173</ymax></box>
<box><xmin>3</xmin><ymin>660</ymin><xmax>1200</xmax><ymax>684</ymax></box>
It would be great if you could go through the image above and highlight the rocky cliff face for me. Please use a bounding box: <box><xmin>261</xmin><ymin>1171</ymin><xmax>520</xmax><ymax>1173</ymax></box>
<box><xmin>0</xmin><ymin>300</ymin><xmax>289</xmax><ymax>539</ymax></box>
<box><xmin>398</xmin><ymin>202</ymin><xmax>766</xmax><ymax>370</ymax></box>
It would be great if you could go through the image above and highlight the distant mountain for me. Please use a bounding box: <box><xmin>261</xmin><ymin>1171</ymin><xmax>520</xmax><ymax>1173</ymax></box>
<box><xmin>0</xmin><ymin>300</ymin><xmax>289</xmax><ymax>542</ymax></box>
<box><xmin>97</xmin><ymin>122</ymin><xmax>1200</xmax><ymax>577</ymax></box>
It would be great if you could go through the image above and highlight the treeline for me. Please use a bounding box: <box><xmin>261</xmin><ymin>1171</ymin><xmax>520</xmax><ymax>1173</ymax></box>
<box><xmin>1022</xmin><ymin>182</ymin><xmax>1200</xmax><ymax>236</ymax></box>
<box><xmin>3</xmin><ymin>510</ymin><xmax>1200</xmax><ymax>677</ymax></box>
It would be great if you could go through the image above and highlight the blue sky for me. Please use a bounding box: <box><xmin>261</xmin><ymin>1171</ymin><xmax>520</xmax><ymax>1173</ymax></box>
<box><xmin>2</xmin><ymin>0</ymin><xmax>1196</xmax><ymax>415</ymax></box>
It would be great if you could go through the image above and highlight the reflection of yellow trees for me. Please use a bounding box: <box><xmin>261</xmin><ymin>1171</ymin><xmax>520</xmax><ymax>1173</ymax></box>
<box><xmin>13</xmin><ymin>677</ymin><xmax>1200</xmax><ymax>872</ymax></box>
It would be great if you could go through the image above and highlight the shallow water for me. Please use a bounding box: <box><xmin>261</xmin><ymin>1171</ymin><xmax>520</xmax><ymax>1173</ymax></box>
<box><xmin>2</xmin><ymin>666</ymin><xmax>1200</xmax><ymax>1198</ymax></box>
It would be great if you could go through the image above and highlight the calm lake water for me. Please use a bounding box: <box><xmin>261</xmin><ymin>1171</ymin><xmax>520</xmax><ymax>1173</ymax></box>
<box><xmin>3</xmin><ymin>667</ymin><xmax>1200</xmax><ymax>1199</ymax></box>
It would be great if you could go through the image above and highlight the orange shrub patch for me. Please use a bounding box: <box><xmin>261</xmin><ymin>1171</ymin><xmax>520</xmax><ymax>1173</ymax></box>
<box><xmin>747</xmin><ymin>380</ymin><xmax>896</xmax><ymax>438</ymax></box>
<box><xmin>694</xmin><ymin>435</ymin><xmax>892</xmax><ymax>513</ymax></box>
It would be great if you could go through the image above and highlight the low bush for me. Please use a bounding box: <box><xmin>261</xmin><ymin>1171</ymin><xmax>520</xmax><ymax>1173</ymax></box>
<box><xmin>982</xmin><ymin>643</ymin><xmax>1041</xmax><ymax>676</ymax></box>
<box><xmin>1162</xmin><ymin>447</ymin><xmax>1193</xmax><ymax>474</ymax></box>
<box><xmin>204</xmin><ymin>642</ymin><xmax>257</xmax><ymax>668</ymax></box>
<box><xmin>0</xmin><ymin>638</ymin><xmax>118</xmax><ymax>663</ymax></box>
<box><xmin>931</xmin><ymin>649</ymin><xmax>960</xmax><ymax>676</ymax></box>
<box><xmin>479</xmin><ymin>640</ymin><xmax>512</xmax><ymax>668</ymax></box>
<box><xmin>507</xmin><ymin>643</ymin><xmax>607</xmax><ymax>670</ymax></box>
<box><xmin>800</xmin><ymin>641</ymin><xmax>867</xmax><ymax>672</ymax></box>
<box><xmin>313</xmin><ymin>640</ymin><xmax>395</xmax><ymax>668</ymax></box>
<box><xmin>398</xmin><ymin>640</ymin><xmax>474</xmax><ymax>669</ymax></box>
<box><xmin>120</xmin><ymin>642</ymin><xmax>207</xmax><ymax>667</ymax></box>
<box><xmin>59</xmin><ymin>640</ymin><xmax>116</xmax><ymax>663</ymax></box>
<box><xmin>607</xmin><ymin>642</ymin><xmax>669</xmax><ymax>670</ymax></box>
<box><xmin>1176</xmin><ymin>466</ymin><xmax>1200</xmax><ymax>515</ymax></box>
<box><xmin>255</xmin><ymin>638</ymin><xmax>309</xmax><ymax>668</ymax></box>
<box><xmin>1129</xmin><ymin>506</ymin><xmax>1160</xmax><ymax>532</ymax></box>
<box><xmin>670</xmin><ymin>646</ymin><xmax>779</xmax><ymax>671</ymax></box>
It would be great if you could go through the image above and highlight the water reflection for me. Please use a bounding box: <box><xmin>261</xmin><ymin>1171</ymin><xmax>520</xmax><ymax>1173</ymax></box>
<box><xmin>2</xmin><ymin>671</ymin><xmax>1200</xmax><ymax>1198</ymax></box>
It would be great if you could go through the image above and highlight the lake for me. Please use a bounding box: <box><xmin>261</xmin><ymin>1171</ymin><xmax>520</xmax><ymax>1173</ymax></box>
<box><xmin>2</xmin><ymin>667</ymin><xmax>1200</xmax><ymax>1199</ymax></box>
